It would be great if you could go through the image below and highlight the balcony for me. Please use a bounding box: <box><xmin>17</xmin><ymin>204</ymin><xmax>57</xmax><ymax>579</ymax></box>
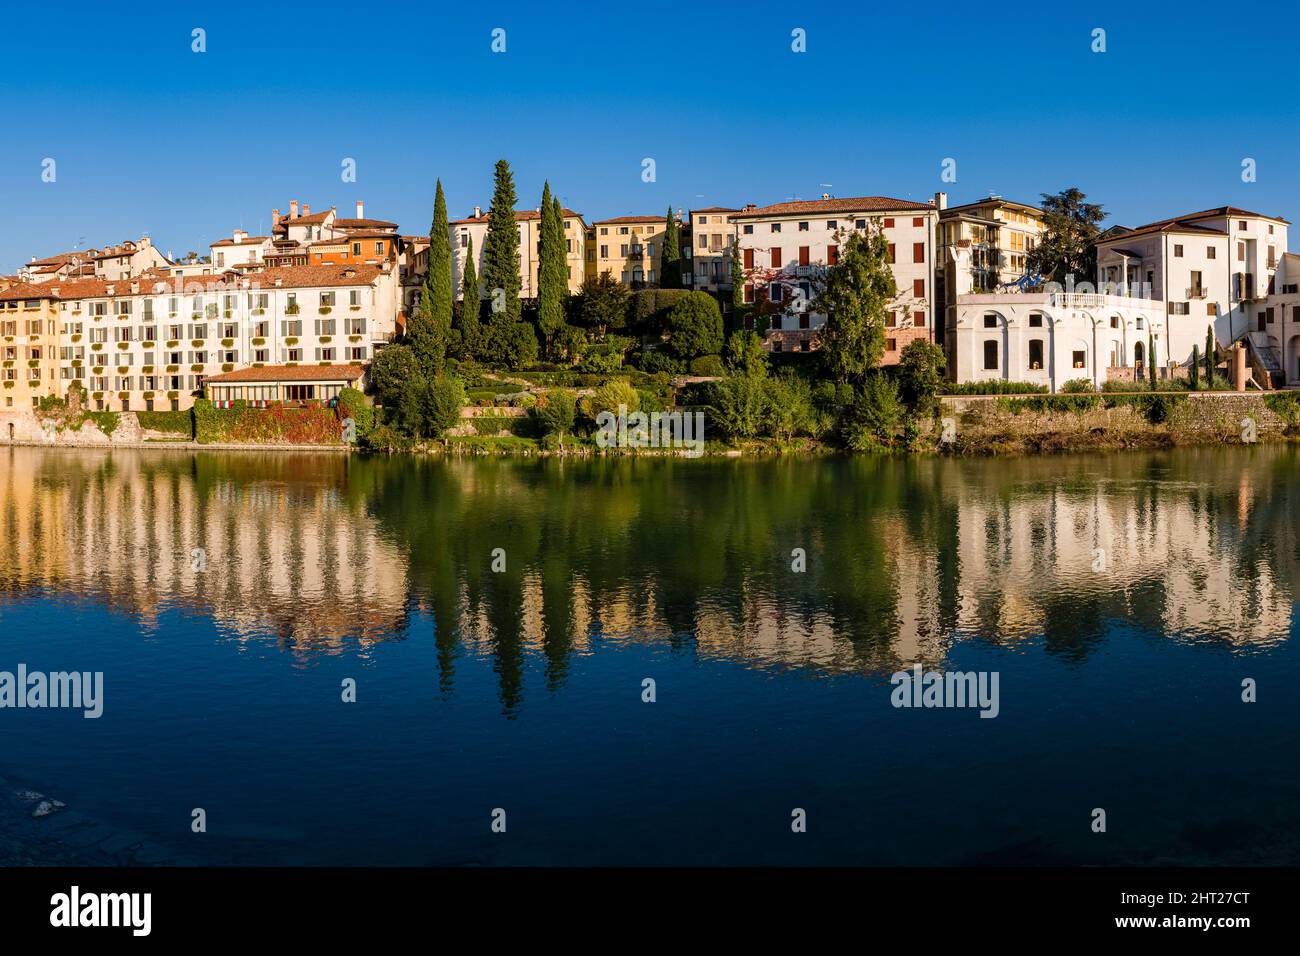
<box><xmin>1187</xmin><ymin>286</ymin><xmax>1207</xmax><ymax>299</ymax></box>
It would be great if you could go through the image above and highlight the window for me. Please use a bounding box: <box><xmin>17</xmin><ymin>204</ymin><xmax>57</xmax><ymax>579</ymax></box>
<box><xmin>983</xmin><ymin>313</ymin><xmax>998</xmax><ymax>328</ymax></box>
<box><xmin>771</xmin><ymin>223</ymin><xmax>781</xmax><ymax>233</ymax></box>
<box><xmin>827</xmin><ymin>245</ymin><xmax>838</xmax><ymax>265</ymax></box>
<box><xmin>771</xmin><ymin>248</ymin><xmax>781</xmax><ymax>268</ymax></box>
<box><xmin>855</xmin><ymin>219</ymin><xmax>866</xmax><ymax>230</ymax></box>
<box><xmin>913</xmin><ymin>217</ymin><xmax>924</xmax><ymax>227</ymax></box>
<box><xmin>1030</xmin><ymin>314</ymin><xmax>1044</xmax><ymax>327</ymax></box>
<box><xmin>883</xmin><ymin>218</ymin><xmax>894</xmax><ymax>228</ymax></box>
<box><xmin>912</xmin><ymin>279</ymin><xmax>924</xmax><ymax>298</ymax></box>
<box><xmin>798</xmin><ymin>221</ymin><xmax>809</xmax><ymax>231</ymax></box>
<box><xmin>743</xmin><ymin>225</ymin><xmax>753</xmax><ymax>235</ymax></box>
<box><xmin>913</xmin><ymin>310</ymin><xmax>924</xmax><ymax>327</ymax></box>
<box><xmin>913</xmin><ymin>242</ymin><xmax>924</xmax><ymax>263</ymax></box>
<box><xmin>886</xmin><ymin>338</ymin><xmax>897</xmax><ymax>351</ymax></box>
<box><xmin>983</xmin><ymin>340</ymin><xmax>998</xmax><ymax>370</ymax></box>
<box><xmin>1109</xmin><ymin>316</ymin><xmax>1118</xmax><ymax>328</ymax></box>
<box><xmin>1136</xmin><ymin>317</ymin><xmax>1145</xmax><ymax>329</ymax></box>
<box><xmin>1072</xmin><ymin>350</ymin><xmax>1086</xmax><ymax>369</ymax></box>
<box><xmin>799</xmin><ymin>246</ymin><xmax>810</xmax><ymax>266</ymax></box>
<box><xmin>826</xmin><ymin>220</ymin><xmax>837</xmax><ymax>230</ymax></box>
<box><xmin>1174</xmin><ymin>244</ymin><xmax>1183</xmax><ymax>257</ymax></box>
<box><xmin>1028</xmin><ymin>339</ymin><xmax>1044</xmax><ymax>370</ymax></box>
<box><xmin>1207</xmin><ymin>246</ymin><xmax>1216</xmax><ymax>259</ymax></box>
<box><xmin>743</xmin><ymin>249</ymin><xmax>754</xmax><ymax>269</ymax></box>
<box><xmin>888</xmin><ymin>243</ymin><xmax>896</xmax><ymax>263</ymax></box>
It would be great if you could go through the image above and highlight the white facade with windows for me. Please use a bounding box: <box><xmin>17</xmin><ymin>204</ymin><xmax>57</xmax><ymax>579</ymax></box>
<box><xmin>952</xmin><ymin>292</ymin><xmax>1174</xmax><ymax>391</ymax></box>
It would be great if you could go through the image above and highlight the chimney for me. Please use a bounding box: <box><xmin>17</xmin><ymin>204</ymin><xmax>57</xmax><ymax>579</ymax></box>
<box><xmin>356</xmin><ymin>200</ymin><xmax>364</xmax><ymax>219</ymax></box>
<box><xmin>139</xmin><ymin>236</ymin><xmax>151</xmax><ymax>248</ymax></box>
<box><xmin>302</xmin><ymin>203</ymin><xmax>311</xmax><ymax>217</ymax></box>
<box><xmin>290</xmin><ymin>200</ymin><xmax>299</xmax><ymax>219</ymax></box>
<box><xmin>272</xmin><ymin>208</ymin><xmax>281</xmax><ymax>227</ymax></box>
<box><xmin>934</xmin><ymin>191</ymin><xmax>948</xmax><ymax>210</ymax></box>
<box><xmin>821</xmin><ymin>192</ymin><xmax>830</xmax><ymax>201</ymax></box>
<box><xmin>233</xmin><ymin>230</ymin><xmax>246</xmax><ymax>245</ymax></box>
<box><xmin>473</xmin><ymin>205</ymin><xmax>482</xmax><ymax>218</ymax></box>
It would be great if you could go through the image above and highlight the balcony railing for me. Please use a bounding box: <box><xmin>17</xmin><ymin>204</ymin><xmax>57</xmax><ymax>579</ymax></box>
<box><xmin>1187</xmin><ymin>286</ymin><xmax>1207</xmax><ymax>299</ymax></box>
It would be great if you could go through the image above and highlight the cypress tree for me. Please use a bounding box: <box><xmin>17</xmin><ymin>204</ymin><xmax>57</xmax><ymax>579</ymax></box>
<box><xmin>1205</xmin><ymin>325</ymin><xmax>1215</xmax><ymax>386</ymax></box>
<box><xmin>482</xmin><ymin>159</ymin><xmax>522</xmax><ymax>327</ymax></box>
<box><xmin>1191</xmin><ymin>343</ymin><xmax>1200</xmax><ymax>389</ymax></box>
<box><xmin>461</xmin><ymin>235</ymin><xmax>481</xmax><ymax>358</ymax></box>
<box><xmin>408</xmin><ymin>180</ymin><xmax>452</xmax><ymax>377</ymax></box>
<box><xmin>537</xmin><ymin>182</ymin><xmax>567</xmax><ymax>356</ymax></box>
<box><xmin>1148</xmin><ymin>332</ymin><xmax>1156</xmax><ymax>386</ymax></box>
<box><xmin>730</xmin><ymin>241</ymin><xmax>744</xmax><ymax>310</ymax></box>
<box><xmin>660</xmin><ymin>207</ymin><xmax>682</xmax><ymax>288</ymax></box>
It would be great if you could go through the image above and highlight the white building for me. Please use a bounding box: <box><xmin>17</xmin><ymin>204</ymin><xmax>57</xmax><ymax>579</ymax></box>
<box><xmin>951</xmin><ymin>291</ymin><xmax>1171</xmax><ymax>391</ymax></box>
<box><xmin>45</xmin><ymin>262</ymin><xmax>400</xmax><ymax>411</ymax></box>
<box><xmin>687</xmin><ymin>206</ymin><xmax>739</xmax><ymax>294</ymax></box>
<box><xmin>1095</xmin><ymin>206</ymin><xmax>1289</xmax><ymax>374</ymax></box>
<box><xmin>731</xmin><ymin>194</ymin><xmax>939</xmax><ymax>359</ymax></box>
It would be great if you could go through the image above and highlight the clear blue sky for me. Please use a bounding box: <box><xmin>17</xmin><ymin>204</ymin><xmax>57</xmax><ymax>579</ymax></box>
<box><xmin>2</xmin><ymin>0</ymin><xmax>1298</xmax><ymax>272</ymax></box>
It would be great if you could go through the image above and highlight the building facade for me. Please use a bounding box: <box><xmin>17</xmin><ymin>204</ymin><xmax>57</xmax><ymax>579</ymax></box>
<box><xmin>732</xmin><ymin>194</ymin><xmax>938</xmax><ymax>359</ymax></box>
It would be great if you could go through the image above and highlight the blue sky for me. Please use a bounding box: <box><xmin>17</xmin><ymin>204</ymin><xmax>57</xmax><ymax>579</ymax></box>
<box><xmin>2</xmin><ymin>0</ymin><xmax>1298</xmax><ymax>272</ymax></box>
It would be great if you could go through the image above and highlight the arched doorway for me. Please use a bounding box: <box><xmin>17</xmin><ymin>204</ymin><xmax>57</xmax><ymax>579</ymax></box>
<box><xmin>1134</xmin><ymin>340</ymin><xmax>1145</xmax><ymax>371</ymax></box>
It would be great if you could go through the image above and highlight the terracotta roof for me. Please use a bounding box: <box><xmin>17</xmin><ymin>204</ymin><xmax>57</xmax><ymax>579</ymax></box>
<box><xmin>211</xmin><ymin>235</ymin><xmax>270</xmax><ymax>247</ymax></box>
<box><xmin>44</xmin><ymin>264</ymin><xmax>384</xmax><ymax>300</ymax></box>
<box><xmin>1100</xmin><ymin>206</ymin><xmax>1292</xmax><ymax>245</ymax></box>
<box><xmin>592</xmin><ymin>215</ymin><xmax>666</xmax><ymax>225</ymax></box>
<box><xmin>452</xmin><ymin>208</ymin><xmax>584</xmax><ymax>225</ymax></box>
<box><xmin>0</xmin><ymin>282</ymin><xmax>56</xmax><ymax>301</ymax></box>
<box><xmin>283</xmin><ymin>211</ymin><xmax>333</xmax><ymax>226</ymax></box>
<box><xmin>730</xmin><ymin>196</ymin><xmax>934</xmax><ymax>220</ymax></box>
<box><xmin>333</xmin><ymin>218</ymin><xmax>398</xmax><ymax>230</ymax></box>
<box><xmin>941</xmin><ymin>197</ymin><xmax>1042</xmax><ymax>216</ymax></box>
<box><xmin>691</xmin><ymin>206</ymin><xmax>740</xmax><ymax>214</ymax></box>
<box><xmin>205</xmin><ymin>363</ymin><xmax>365</xmax><ymax>383</ymax></box>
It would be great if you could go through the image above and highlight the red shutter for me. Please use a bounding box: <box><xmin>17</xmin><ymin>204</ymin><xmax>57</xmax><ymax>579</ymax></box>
<box><xmin>913</xmin><ymin>310</ymin><xmax>925</xmax><ymax>327</ymax></box>
<box><xmin>771</xmin><ymin>247</ymin><xmax>781</xmax><ymax>268</ymax></box>
<box><xmin>913</xmin><ymin>279</ymin><xmax>925</xmax><ymax>298</ymax></box>
<box><xmin>744</xmin><ymin>283</ymin><xmax>754</xmax><ymax>304</ymax></box>
<box><xmin>799</xmin><ymin>246</ymin><xmax>810</xmax><ymax>266</ymax></box>
<box><xmin>828</xmin><ymin>245</ymin><xmax>839</xmax><ymax>265</ymax></box>
<box><xmin>743</xmin><ymin>248</ymin><xmax>753</xmax><ymax>269</ymax></box>
<box><xmin>888</xmin><ymin>243</ymin><xmax>896</xmax><ymax>263</ymax></box>
<box><xmin>912</xmin><ymin>217</ymin><xmax>924</xmax><ymax>227</ymax></box>
<box><xmin>883</xmin><ymin>218</ymin><xmax>895</xmax><ymax>228</ymax></box>
<box><xmin>913</xmin><ymin>242</ymin><xmax>925</xmax><ymax>263</ymax></box>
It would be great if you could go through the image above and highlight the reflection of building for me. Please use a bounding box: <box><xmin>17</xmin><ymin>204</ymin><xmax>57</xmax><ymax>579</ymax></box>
<box><xmin>0</xmin><ymin>447</ymin><xmax>408</xmax><ymax>653</ymax></box>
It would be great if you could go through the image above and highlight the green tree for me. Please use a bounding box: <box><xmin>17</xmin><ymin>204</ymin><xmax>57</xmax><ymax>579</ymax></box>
<box><xmin>1148</xmin><ymin>331</ymin><xmax>1156</xmax><ymax>386</ymax></box>
<box><xmin>370</xmin><ymin>344</ymin><xmax>420</xmax><ymax>408</ymax></box>
<box><xmin>409</xmin><ymin>181</ymin><xmax>453</xmax><ymax>376</ymax></box>
<box><xmin>842</xmin><ymin>374</ymin><xmax>903</xmax><ymax>450</ymax></box>
<box><xmin>586</xmin><ymin>379</ymin><xmax>640</xmax><ymax>418</ymax></box>
<box><xmin>1205</xmin><ymin>325</ymin><xmax>1215</xmax><ymax>386</ymax></box>
<box><xmin>537</xmin><ymin>184</ymin><xmax>568</xmax><ymax>357</ymax></box>
<box><xmin>729</xmin><ymin>241</ymin><xmax>744</xmax><ymax>310</ymax></box>
<box><xmin>534</xmin><ymin>389</ymin><xmax>577</xmax><ymax>441</ymax></box>
<box><xmin>763</xmin><ymin>373</ymin><xmax>816</xmax><ymax>441</ymax></box>
<box><xmin>710</xmin><ymin>372</ymin><xmax>769</xmax><ymax>440</ymax></box>
<box><xmin>660</xmin><ymin>208</ymin><xmax>682</xmax><ymax>289</ymax></box>
<box><xmin>666</xmin><ymin>291</ymin><xmax>724</xmax><ymax>359</ymax></box>
<box><xmin>1026</xmin><ymin>187</ymin><xmax>1106</xmax><ymax>283</ymax></box>
<box><xmin>460</xmin><ymin>235</ymin><xmax>481</xmax><ymax>358</ymax></box>
<box><xmin>812</xmin><ymin>226</ymin><xmax>895</xmax><ymax>384</ymax></box>
<box><xmin>725</xmin><ymin>329</ymin><xmax>768</xmax><ymax>377</ymax></box>
<box><xmin>573</xmin><ymin>273</ymin><xmax>631</xmax><ymax>338</ymax></box>
<box><xmin>1191</xmin><ymin>343</ymin><xmax>1200</xmax><ymax>389</ymax></box>
<box><xmin>896</xmin><ymin>339</ymin><xmax>946</xmax><ymax>413</ymax></box>
<box><xmin>482</xmin><ymin>159</ymin><xmax>522</xmax><ymax>325</ymax></box>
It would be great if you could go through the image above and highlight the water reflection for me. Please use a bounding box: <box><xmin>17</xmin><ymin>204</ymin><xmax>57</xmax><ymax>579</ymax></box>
<box><xmin>0</xmin><ymin>445</ymin><xmax>1295</xmax><ymax>710</ymax></box>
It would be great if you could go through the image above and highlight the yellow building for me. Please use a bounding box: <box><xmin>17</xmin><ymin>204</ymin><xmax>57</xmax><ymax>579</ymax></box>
<box><xmin>452</xmin><ymin>207</ymin><xmax>588</xmax><ymax>301</ymax></box>
<box><xmin>0</xmin><ymin>283</ymin><xmax>61</xmax><ymax>410</ymax></box>
<box><xmin>591</xmin><ymin>215</ymin><xmax>670</xmax><ymax>288</ymax></box>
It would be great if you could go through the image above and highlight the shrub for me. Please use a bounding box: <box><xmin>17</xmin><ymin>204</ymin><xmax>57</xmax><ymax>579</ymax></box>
<box><xmin>763</xmin><ymin>373</ymin><xmax>817</xmax><ymax>440</ymax></box>
<box><xmin>533</xmin><ymin>389</ymin><xmax>577</xmax><ymax>439</ymax></box>
<box><xmin>136</xmin><ymin>410</ymin><xmax>192</xmax><ymax>437</ymax></box>
<box><xmin>709</xmin><ymin>372</ymin><xmax>770</xmax><ymax>440</ymax></box>
<box><xmin>842</xmin><ymin>375</ymin><xmax>904</xmax><ymax>450</ymax></box>
<box><xmin>336</xmin><ymin>386</ymin><xmax>375</xmax><ymax>439</ymax></box>
<box><xmin>941</xmin><ymin>380</ymin><xmax>1048</xmax><ymax>395</ymax></box>
<box><xmin>689</xmin><ymin>354</ymin><xmax>725</xmax><ymax>377</ymax></box>
<box><xmin>725</xmin><ymin>330</ymin><xmax>768</xmax><ymax>377</ymax></box>
<box><xmin>1060</xmin><ymin>378</ymin><xmax>1096</xmax><ymax>393</ymax></box>
<box><xmin>896</xmin><ymin>340</ymin><xmax>946</xmax><ymax>412</ymax></box>
<box><xmin>633</xmin><ymin>349</ymin><xmax>685</xmax><ymax>375</ymax></box>
<box><xmin>586</xmin><ymin>379</ymin><xmax>640</xmax><ymax>418</ymax></box>
<box><xmin>665</xmin><ymin>292</ymin><xmax>724</xmax><ymax>359</ymax></box>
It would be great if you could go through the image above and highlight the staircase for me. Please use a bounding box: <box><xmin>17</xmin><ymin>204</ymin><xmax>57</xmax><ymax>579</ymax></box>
<box><xmin>1244</xmin><ymin>332</ymin><xmax>1284</xmax><ymax>389</ymax></box>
